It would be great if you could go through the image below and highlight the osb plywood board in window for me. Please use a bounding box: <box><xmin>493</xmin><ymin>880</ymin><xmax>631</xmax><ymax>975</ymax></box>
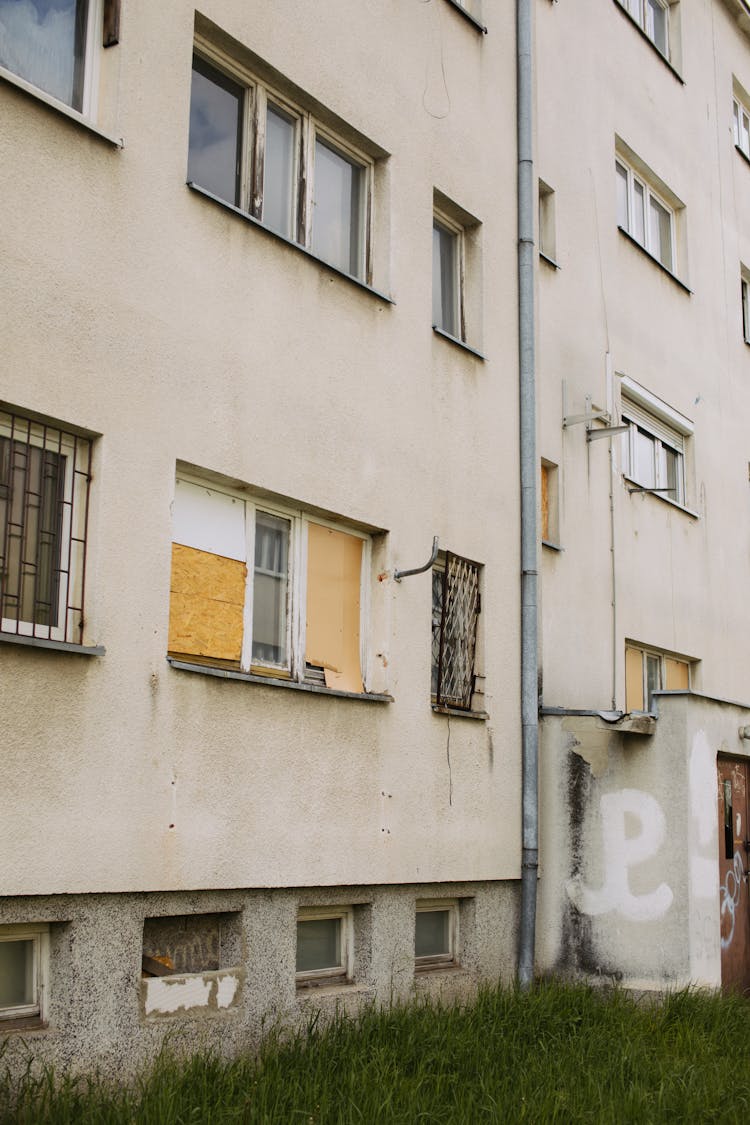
<box><xmin>168</xmin><ymin>544</ymin><xmax>246</xmax><ymax>662</ymax></box>
<box><xmin>306</xmin><ymin>524</ymin><xmax>363</xmax><ymax>694</ymax></box>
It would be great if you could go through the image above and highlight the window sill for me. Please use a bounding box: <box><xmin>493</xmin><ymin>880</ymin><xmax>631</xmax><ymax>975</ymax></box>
<box><xmin>623</xmin><ymin>476</ymin><xmax>699</xmax><ymax>519</ymax></box>
<box><xmin>611</xmin><ymin>1</ymin><xmax>685</xmax><ymax>85</ymax></box>
<box><xmin>539</xmin><ymin>251</ymin><xmax>561</xmax><ymax>270</ymax></box>
<box><xmin>414</xmin><ymin>960</ymin><xmax>463</xmax><ymax>974</ymax></box>
<box><xmin>736</xmin><ymin>143</ymin><xmax>750</xmax><ymax>170</ymax></box>
<box><xmin>542</xmin><ymin>539</ymin><xmax>563</xmax><ymax>552</ymax></box>
<box><xmin>296</xmin><ymin>982</ymin><xmax>374</xmax><ymax>1001</ymax></box>
<box><xmin>431</xmin><ymin>703</ymin><xmax>488</xmax><ymax>720</ymax></box>
<box><xmin>187</xmin><ymin>183</ymin><xmax>394</xmax><ymax>305</ymax></box>
<box><xmin>432</xmin><ymin>326</ymin><xmax>485</xmax><ymax>360</ymax></box>
<box><xmin>0</xmin><ymin>1016</ymin><xmax>47</xmax><ymax>1033</ymax></box>
<box><xmin>0</xmin><ymin>632</ymin><xmax>104</xmax><ymax>656</ymax></box>
<box><xmin>0</xmin><ymin>65</ymin><xmax>123</xmax><ymax>147</ymax></box>
<box><xmin>617</xmin><ymin>227</ymin><xmax>692</xmax><ymax>294</ymax></box>
<box><xmin>167</xmin><ymin>657</ymin><xmax>393</xmax><ymax>702</ymax></box>
<box><xmin>443</xmin><ymin>1</ymin><xmax>487</xmax><ymax>34</ymax></box>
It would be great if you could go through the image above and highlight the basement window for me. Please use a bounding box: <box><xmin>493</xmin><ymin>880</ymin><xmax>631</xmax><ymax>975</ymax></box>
<box><xmin>168</xmin><ymin>474</ymin><xmax>373</xmax><ymax>693</ymax></box>
<box><xmin>415</xmin><ymin>901</ymin><xmax>458</xmax><ymax>970</ymax></box>
<box><xmin>296</xmin><ymin>909</ymin><xmax>353</xmax><ymax>988</ymax></box>
<box><xmin>0</xmin><ymin>924</ymin><xmax>48</xmax><ymax>1026</ymax></box>
<box><xmin>140</xmin><ymin>913</ymin><xmax>243</xmax><ymax>1018</ymax></box>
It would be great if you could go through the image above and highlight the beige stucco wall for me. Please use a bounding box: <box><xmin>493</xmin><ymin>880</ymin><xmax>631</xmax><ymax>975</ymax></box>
<box><xmin>0</xmin><ymin>1</ymin><xmax>521</xmax><ymax>896</ymax></box>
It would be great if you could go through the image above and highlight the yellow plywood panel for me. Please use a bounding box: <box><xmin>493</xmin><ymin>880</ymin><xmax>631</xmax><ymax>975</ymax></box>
<box><xmin>625</xmin><ymin>647</ymin><xmax>644</xmax><ymax>712</ymax></box>
<box><xmin>306</xmin><ymin>524</ymin><xmax>363</xmax><ymax>693</ymax></box>
<box><xmin>665</xmin><ymin>658</ymin><xmax>689</xmax><ymax>690</ymax></box>
<box><xmin>168</xmin><ymin>544</ymin><xmax>246</xmax><ymax>662</ymax></box>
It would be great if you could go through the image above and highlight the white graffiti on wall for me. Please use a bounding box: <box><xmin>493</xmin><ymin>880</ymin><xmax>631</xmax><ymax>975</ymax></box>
<box><xmin>720</xmin><ymin>852</ymin><xmax>745</xmax><ymax>950</ymax></box>
<box><xmin>566</xmin><ymin>789</ymin><xmax>673</xmax><ymax>922</ymax></box>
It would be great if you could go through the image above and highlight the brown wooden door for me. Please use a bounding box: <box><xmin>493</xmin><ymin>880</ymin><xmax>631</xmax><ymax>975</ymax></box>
<box><xmin>717</xmin><ymin>757</ymin><xmax>750</xmax><ymax>994</ymax></box>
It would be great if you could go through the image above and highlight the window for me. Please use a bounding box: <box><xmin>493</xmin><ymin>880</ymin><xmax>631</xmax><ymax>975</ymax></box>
<box><xmin>622</xmin><ymin>0</ymin><xmax>669</xmax><ymax>55</ymax></box>
<box><xmin>0</xmin><ymin>408</ymin><xmax>92</xmax><ymax>644</ymax></box>
<box><xmin>0</xmin><ymin>0</ymin><xmax>103</xmax><ymax>114</ymax></box>
<box><xmin>296</xmin><ymin>909</ymin><xmax>352</xmax><ymax>987</ymax></box>
<box><xmin>616</xmin><ymin>156</ymin><xmax>675</xmax><ymax>272</ymax></box>
<box><xmin>432</xmin><ymin>214</ymin><xmax>462</xmax><ymax>338</ymax></box>
<box><xmin>415</xmin><ymin>901</ymin><xmax>458</xmax><ymax>970</ymax></box>
<box><xmin>734</xmin><ymin>95</ymin><xmax>750</xmax><ymax>160</ymax></box>
<box><xmin>431</xmin><ymin>552</ymin><xmax>480</xmax><ymax>711</ymax></box>
<box><xmin>620</xmin><ymin>383</ymin><xmax>691</xmax><ymax>507</ymax></box>
<box><xmin>625</xmin><ymin>645</ymin><xmax>690</xmax><ymax>712</ymax></box>
<box><xmin>187</xmin><ymin>43</ymin><xmax>372</xmax><ymax>282</ymax></box>
<box><xmin>168</xmin><ymin>475</ymin><xmax>371</xmax><ymax>693</ymax></box>
<box><xmin>742</xmin><ymin>268</ymin><xmax>750</xmax><ymax>345</ymax></box>
<box><xmin>538</xmin><ymin>180</ymin><xmax>557</xmax><ymax>264</ymax></box>
<box><xmin>541</xmin><ymin>460</ymin><xmax>560</xmax><ymax>545</ymax></box>
<box><xmin>0</xmin><ymin>924</ymin><xmax>48</xmax><ymax>1024</ymax></box>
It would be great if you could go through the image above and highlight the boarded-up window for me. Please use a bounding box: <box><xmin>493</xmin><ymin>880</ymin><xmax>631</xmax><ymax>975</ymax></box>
<box><xmin>306</xmin><ymin>524</ymin><xmax>363</xmax><ymax>693</ymax></box>
<box><xmin>625</xmin><ymin>646</ymin><xmax>645</xmax><ymax>712</ymax></box>
<box><xmin>541</xmin><ymin>463</ymin><xmax>550</xmax><ymax>541</ymax></box>
<box><xmin>626</xmin><ymin>644</ymin><xmax>691</xmax><ymax>712</ymax></box>
<box><xmin>665</xmin><ymin>657</ymin><xmax>689</xmax><ymax>690</ymax></box>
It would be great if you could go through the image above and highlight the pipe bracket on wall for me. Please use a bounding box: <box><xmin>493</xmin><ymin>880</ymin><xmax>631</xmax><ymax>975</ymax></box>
<box><xmin>394</xmin><ymin>537</ymin><xmax>439</xmax><ymax>582</ymax></box>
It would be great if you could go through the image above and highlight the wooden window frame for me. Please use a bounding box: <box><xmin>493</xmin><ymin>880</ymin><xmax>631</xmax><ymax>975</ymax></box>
<box><xmin>295</xmin><ymin>908</ymin><xmax>353</xmax><ymax>987</ymax></box>
<box><xmin>190</xmin><ymin>39</ymin><xmax>374</xmax><ymax>284</ymax></box>
<box><xmin>0</xmin><ymin>924</ymin><xmax>49</xmax><ymax>1024</ymax></box>
<box><xmin>415</xmin><ymin>900</ymin><xmax>459</xmax><ymax>971</ymax></box>
<box><xmin>169</xmin><ymin>473</ymin><xmax>372</xmax><ymax>691</ymax></box>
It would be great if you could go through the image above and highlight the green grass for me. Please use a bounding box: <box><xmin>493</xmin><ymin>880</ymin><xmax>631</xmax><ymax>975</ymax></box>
<box><xmin>2</xmin><ymin>982</ymin><xmax>749</xmax><ymax>1124</ymax></box>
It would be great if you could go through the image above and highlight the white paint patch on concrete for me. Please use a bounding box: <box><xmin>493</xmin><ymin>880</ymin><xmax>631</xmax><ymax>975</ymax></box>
<box><xmin>216</xmin><ymin>973</ymin><xmax>240</xmax><ymax>1009</ymax></box>
<box><xmin>688</xmin><ymin>729</ymin><xmax>720</xmax><ymax>983</ymax></box>
<box><xmin>566</xmin><ymin>789</ymin><xmax>673</xmax><ymax>922</ymax></box>
<box><xmin>144</xmin><ymin>973</ymin><xmax>212</xmax><ymax>1016</ymax></box>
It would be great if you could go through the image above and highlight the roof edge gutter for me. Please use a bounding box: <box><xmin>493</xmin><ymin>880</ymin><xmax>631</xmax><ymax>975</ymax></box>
<box><xmin>517</xmin><ymin>0</ymin><xmax>538</xmax><ymax>990</ymax></box>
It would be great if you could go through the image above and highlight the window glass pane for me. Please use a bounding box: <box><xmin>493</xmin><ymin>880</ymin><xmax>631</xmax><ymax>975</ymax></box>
<box><xmin>734</xmin><ymin>101</ymin><xmax>741</xmax><ymax>147</ymax></box>
<box><xmin>634</xmin><ymin>427</ymin><xmax>656</xmax><ymax>486</ymax></box>
<box><xmin>0</xmin><ymin>940</ymin><xmax>34</xmax><ymax>1010</ymax></box>
<box><xmin>433</xmin><ymin>223</ymin><xmax>458</xmax><ymax>336</ymax></box>
<box><xmin>742</xmin><ymin>110</ymin><xmax>750</xmax><ymax>157</ymax></box>
<box><xmin>252</xmin><ymin>512</ymin><xmax>289</xmax><ymax>665</ymax></box>
<box><xmin>742</xmin><ymin>280</ymin><xmax>749</xmax><ymax>343</ymax></box>
<box><xmin>646</xmin><ymin>0</ymin><xmax>667</xmax><ymax>55</ymax></box>
<box><xmin>646</xmin><ymin>654</ymin><xmax>661</xmax><ymax>707</ymax></box>
<box><xmin>0</xmin><ymin>0</ymin><xmax>88</xmax><ymax>110</ymax></box>
<box><xmin>649</xmin><ymin>196</ymin><xmax>672</xmax><ymax>270</ymax></box>
<box><xmin>312</xmin><ymin>139</ymin><xmax>364</xmax><ymax>277</ymax></box>
<box><xmin>296</xmin><ymin>918</ymin><xmax>340</xmax><ymax>973</ymax></box>
<box><xmin>660</xmin><ymin>444</ymin><xmax>680</xmax><ymax>500</ymax></box>
<box><xmin>415</xmin><ymin>910</ymin><xmax>450</xmax><ymax>958</ymax></box>
<box><xmin>188</xmin><ymin>59</ymin><xmax>242</xmax><ymax>207</ymax></box>
<box><xmin>633</xmin><ymin>181</ymin><xmax>646</xmax><ymax>245</ymax></box>
<box><xmin>263</xmin><ymin>103</ymin><xmax>295</xmax><ymax>238</ymax></box>
<box><xmin>0</xmin><ymin>437</ymin><xmax>62</xmax><ymax>628</ymax></box>
<box><xmin>616</xmin><ymin>164</ymin><xmax>629</xmax><ymax>229</ymax></box>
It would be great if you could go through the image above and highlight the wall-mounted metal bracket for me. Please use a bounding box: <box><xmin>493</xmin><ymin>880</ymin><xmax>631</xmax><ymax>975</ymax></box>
<box><xmin>563</xmin><ymin>409</ymin><xmax>609</xmax><ymax>427</ymax></box>
<box><xmin>587</xmin><ymin>424</ymin><xmax>629</xmax><ymax>443</ymax></box>
<box><xmin>626</xmin><ymin>486</ymin><xmax>676</xmax><ymax>494</ymax></box>
<box><xmin>394</xmin><ymin>537</ymin><xmax>439</xmax><ymax>582</ymax></box>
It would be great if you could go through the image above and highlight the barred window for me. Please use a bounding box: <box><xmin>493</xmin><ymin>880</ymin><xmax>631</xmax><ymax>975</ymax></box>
<box><xmin>431</xmin><ymin>552</ymin><xmax>480</xmax><ymax>711</ymax></box>
<box><xmin>0</xmin><ymin>410</ymin><xmax>92</xmax><ymax>644</ymax></box>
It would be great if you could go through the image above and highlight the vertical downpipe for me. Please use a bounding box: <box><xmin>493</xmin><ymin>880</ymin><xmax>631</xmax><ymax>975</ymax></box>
<box><xmin>517</xmin><ymin>0</ymin><xmax>538</xmax><ymax>989</ymax></box>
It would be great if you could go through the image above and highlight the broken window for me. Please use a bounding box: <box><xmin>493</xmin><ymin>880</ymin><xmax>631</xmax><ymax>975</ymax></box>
<box><xmin>431</xmin><ymin>552</ymin><xmax>480</xmax><ymax>711</ymax></box>
<box><xmin>0</xmin><ymin>408</ymin><xmax>92</xmax><ymax>644</ymax></box>
<box><xmin>187</xmin><ymin>40</ymin><xmax>373</xmax><ymax>282</ymax></box>
<box><xmin>625</xmin><ymin>644</ymin><xmax>691</xmax><ymax>712</ymax></box>
<box><xmin>168</xmin><ymin>474</ymin><xmax>370</xmax><ymax>693</ymax></box>
<box><xmin>141</xmin><ymin>913</ymin><xmax>241</xmax><ymax>978</ymax></box>
<box><xmin>0</xmin><ymin>924</ymin><xmax>48</xmax><ymax>1024</ymax></box>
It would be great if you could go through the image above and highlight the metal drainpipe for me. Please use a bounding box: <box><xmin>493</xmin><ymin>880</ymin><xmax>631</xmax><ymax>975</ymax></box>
<box><xmin>516</xmin><ymin>0</ymin><xmax>538</xmax><ymax>990</ymax></box>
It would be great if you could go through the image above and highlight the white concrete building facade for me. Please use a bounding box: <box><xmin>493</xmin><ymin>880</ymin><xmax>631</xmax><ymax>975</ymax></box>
<box><xmin>1</xmin><ymin>0</ymin><xmax>749</xmax><ymax>1079</ymax></box>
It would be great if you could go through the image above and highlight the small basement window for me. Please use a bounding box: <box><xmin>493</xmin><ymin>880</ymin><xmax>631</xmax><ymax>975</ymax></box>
<box><xmin>415</xmin><ymin>900</ymin><xmax>458</xmax><ymax>970</ymax></box>
<box><xmin>0</xmin><ymin>924</ymin><xmax>49</xmax><ymax>1025</ymax></box>
<box><xmin>296</xmin><ymin>908</ymin><xmax>352</xmax><ymax>988</ymax></box>
<box><xmin>141</xmin><ymin>912</ymin><xmax>241</xmax><ymax>977</ymax></box>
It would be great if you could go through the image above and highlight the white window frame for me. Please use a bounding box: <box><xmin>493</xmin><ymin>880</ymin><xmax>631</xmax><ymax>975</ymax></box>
<box><xmin>432</xmin><ymin>208</ymin><xmax>465</xmax><ymax>341</ymax></box>
<box><xmin>743</xmin><ymin>272</ymin><xmax>750</xmax><ymax>345</ymax></box>
<box><xmin>172</xmin><ymin>473</ymin><xmax>372</xmax><ymax>689</ymax></box>
<box><xmin>295</xmin><ymin>907</ymin><xmax>353</xmax><ymax>986</ymax></box>
<box><xmin>619</xmin><ymin>382</ymin><xmax>692</xmax><ymax>508</ymax></box>
<box><xmin>734</xmin><ymin>95</ymin><xmax>750</xmax><ymax>161</ymax></box>
<box><xmin>190</xmin><ymin>38</ymin><xmax>373</xmax><ymax>283</ymax></box>
<box><xmin>622</xmin><ymin>0</ymin><xmax>671</xmax><ymax>59</ymax></box>
<box><xmin>616</xmin><ymin>157</ymin><xmax>676</xmax><ymax>272</ymax></box>
<box><xmin>0</xmin><ymin>0</ymin><xmax>103</xmax><ymax>119</ymax></box>
<box><xmin>0</xmin><ymin>411</ymin><xmax>91</xmax><ymax>644</ymax></box>
<box><xmin>415</xmin><ymin>900</ymin><xmax>459</xmax><ymax>970</ymax></box>
<box><xmin>0</xmin><ymin>924</ymin><xmax>49</xmax><ymax>1023</ymax></box>
<box><xmin>626</xmin><ymin>645</ymin><xmax>690</xmax><ymax>713</ymax></box>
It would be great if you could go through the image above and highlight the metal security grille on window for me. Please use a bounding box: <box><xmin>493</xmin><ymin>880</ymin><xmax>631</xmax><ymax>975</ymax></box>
<box><xmin>432</xmin><ymin>554</ymin><xmax>479</xmax><ymax>710</ymax></box>
<box><xmin>0</xmin><ymin>411</ymin><xmax>91</xmax><ymax>644</ymax></box>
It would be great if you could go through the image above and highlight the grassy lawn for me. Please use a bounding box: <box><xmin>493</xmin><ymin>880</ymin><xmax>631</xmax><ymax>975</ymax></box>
<box><xmin>2</xmin><ymin>982</ymin><xmax>749</xmax><ymax>1123</ymax></box>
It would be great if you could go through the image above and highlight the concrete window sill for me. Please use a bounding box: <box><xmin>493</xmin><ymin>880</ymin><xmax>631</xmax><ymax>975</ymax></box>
<box><xmin>168</xmin><ymin>658</ymin><xmax>393</xmax><ymax>703</ymax></box>
<box><xmin>0</xmin><ymin>632</ymin><xmax>104</xmax><ymax>656</ymax></box>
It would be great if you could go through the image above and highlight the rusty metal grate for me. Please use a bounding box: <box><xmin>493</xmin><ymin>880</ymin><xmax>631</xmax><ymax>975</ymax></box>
<box><xmin>0</xmin><ymin>410</ymin><xmax>92</xmax><ymax>644</ymax></box>
<box><xmin>432</xmin><ymin>552</ymin><xmax>480</xmax><ymax>710</ymax></box>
